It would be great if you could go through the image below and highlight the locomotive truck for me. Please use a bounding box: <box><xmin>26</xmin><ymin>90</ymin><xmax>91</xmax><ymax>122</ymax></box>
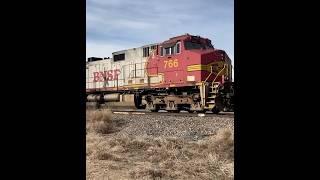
<box><xmin>86</xmin><ymin>34</ymin><xmax>234</xmax><ymax>113</ymax></box>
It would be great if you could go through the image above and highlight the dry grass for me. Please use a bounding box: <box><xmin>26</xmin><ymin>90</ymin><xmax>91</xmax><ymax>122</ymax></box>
<box><xmin>86</xmin><ymin>110</ymin><xmax>234</xmax><ymax>180</ymax></box>
<box><xmin>86</xmin><ymin>109</ymin><xmax>113</xmax><ymax>134</ymax></box>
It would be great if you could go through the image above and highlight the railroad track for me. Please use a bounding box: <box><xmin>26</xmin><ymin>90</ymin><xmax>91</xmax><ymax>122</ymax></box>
<box><xmin>109</xmin><ymin>109</ymin><xmax>234</xmax><ymax>118</ymax></box>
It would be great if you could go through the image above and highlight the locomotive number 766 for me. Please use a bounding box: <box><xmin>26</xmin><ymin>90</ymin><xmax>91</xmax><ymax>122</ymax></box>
<box><xmin>164</xmin><ymin>59</ymin><xmax>179</xmax><ymax>68</ymax></box>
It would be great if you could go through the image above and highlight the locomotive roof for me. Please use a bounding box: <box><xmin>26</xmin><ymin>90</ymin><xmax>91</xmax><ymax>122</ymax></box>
<box><xmin>161</xmin><ymin>33</ymin><xmax>209</xmax><ymax>44</ymax></box>
<box><xmin>112</xmin><ymin>43</ymin><xmax>159</xmax><ymax>55</ymax></box>
<box><xmin>111</xmin><ymin>34</ymin><xmax>210</xmax><ymax>54</ymax></box>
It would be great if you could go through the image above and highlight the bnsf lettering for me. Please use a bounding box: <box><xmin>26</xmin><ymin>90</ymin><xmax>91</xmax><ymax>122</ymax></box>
<box><xmin>114</xmin><ymin>69</ymin><xmax>121</xmax><ymax>80</ymax></box>
<box><xmin>93</xmin><ymin>72</ymin><xmax>100</xmax><ymax>82</ymax></box>
<box><xmin>93</xmin><ymin>69</ymin><xmax>121</xmax><ymax>82</ymax></box>
<box><xmin>107</xmin><ymin>70</ymin><xmax>113</xmax><ymax>81</ymax></box>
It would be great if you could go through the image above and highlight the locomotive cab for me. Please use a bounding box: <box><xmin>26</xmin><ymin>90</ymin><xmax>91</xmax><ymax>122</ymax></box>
<box><xmin>144</xmin><ymin>34</ymin><xmax>233</xmax><ymax>113</ymax></box>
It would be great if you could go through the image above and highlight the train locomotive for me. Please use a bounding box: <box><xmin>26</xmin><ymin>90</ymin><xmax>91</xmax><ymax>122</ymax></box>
<box><xmin>86</xmin><ymin>34</ymin><xmax>234</xmax><ymax>113</ymax></box>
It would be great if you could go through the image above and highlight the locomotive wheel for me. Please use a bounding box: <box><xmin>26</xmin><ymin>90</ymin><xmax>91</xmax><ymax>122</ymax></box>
<box><xmin>151</xmin><ymin>104</ymin><xmax>159</xmax><ymax>112</ymax></box>
<box><xmin>146</xmin><ymin>102</ymin><xmax>159</xmax><ymax>112</ymax></box>
<box><xmin>212</xmin><ymin>107</ymin><xmax>220</xmax><ymax>114</ymax></box>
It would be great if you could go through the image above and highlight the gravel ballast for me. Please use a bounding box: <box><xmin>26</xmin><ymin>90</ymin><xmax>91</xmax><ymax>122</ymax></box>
<box><xmin>110</xmin><ymin>114</ymin><xmax>234</xmax><ymax>140</ymax></box>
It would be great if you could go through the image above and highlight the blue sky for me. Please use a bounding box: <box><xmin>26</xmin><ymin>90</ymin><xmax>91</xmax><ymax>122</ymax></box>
<box><xmin>86</xmin><ymin>0</ymin><xmax>234</xmax><ymax>62</ymax></box>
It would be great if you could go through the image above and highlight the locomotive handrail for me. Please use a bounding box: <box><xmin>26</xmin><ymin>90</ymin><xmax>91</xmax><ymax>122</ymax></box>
<box><xmin>204</xmin><ymin>67</ymin><xmax>214</xmax><ymax>83</ymax></box>
<box><xmin>212</xmin><ymin>64</ymin><xmax>227</xmax><ymax>83</ymax></box>
<box><xmin>204</xmin><ymin>63</ymin><xmax>227</xmax><ymax>84</ymax></box>
<box><xmin>200</xmin><ymin>64</ymin><xmax>226</xmax><ymax>107</ymax></box>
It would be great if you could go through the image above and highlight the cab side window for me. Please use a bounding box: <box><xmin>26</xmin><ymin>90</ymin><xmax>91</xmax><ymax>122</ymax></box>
<box><xmin>176</xmin><ymin>42</ymin><xmax>181</xmax><ymax>54</ymax></box>
<box><xmin>161</xmin><ymin>42</ymin><xmax>181</xmax><ymax>56</ymax></box>
<box><xmin>165</xmin><ymin>47</ymin><xmax>170</xmax><ymax>55</ymax></box>
<box><xmin>160</xmin><ymin>46</ymin><xmax>164</xmax><ymax>56</ymax></box>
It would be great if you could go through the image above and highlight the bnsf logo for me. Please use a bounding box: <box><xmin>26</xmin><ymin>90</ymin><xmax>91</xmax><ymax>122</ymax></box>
<box><xmin>93</xmin><ymin>69</ymin><xmax>121</xmax><ymax>82</ymax></box>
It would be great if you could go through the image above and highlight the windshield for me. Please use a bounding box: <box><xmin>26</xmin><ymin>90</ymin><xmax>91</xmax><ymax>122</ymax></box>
<box><xmin>184</xmin><ymin>41</ymin><xmax>202</xmax><ymax>50</ymax></box>
<box><xmin>184</xmin><ymin>40</ymin><xmax>213</xmax><ymax>50</ymax></box>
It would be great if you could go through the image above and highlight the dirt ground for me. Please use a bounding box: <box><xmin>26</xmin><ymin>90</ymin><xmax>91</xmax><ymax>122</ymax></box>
<box><xmin>86</xmin><ymin>110</ymin><xmax>234</xmax><ymax>180</ymax></box>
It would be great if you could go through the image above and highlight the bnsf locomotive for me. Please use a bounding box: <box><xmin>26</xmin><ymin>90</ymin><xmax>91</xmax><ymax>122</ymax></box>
<box><xmin>86</xmin><ymin>34</ymin><xmax>234</xmax><ymax>113</ymax></box>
